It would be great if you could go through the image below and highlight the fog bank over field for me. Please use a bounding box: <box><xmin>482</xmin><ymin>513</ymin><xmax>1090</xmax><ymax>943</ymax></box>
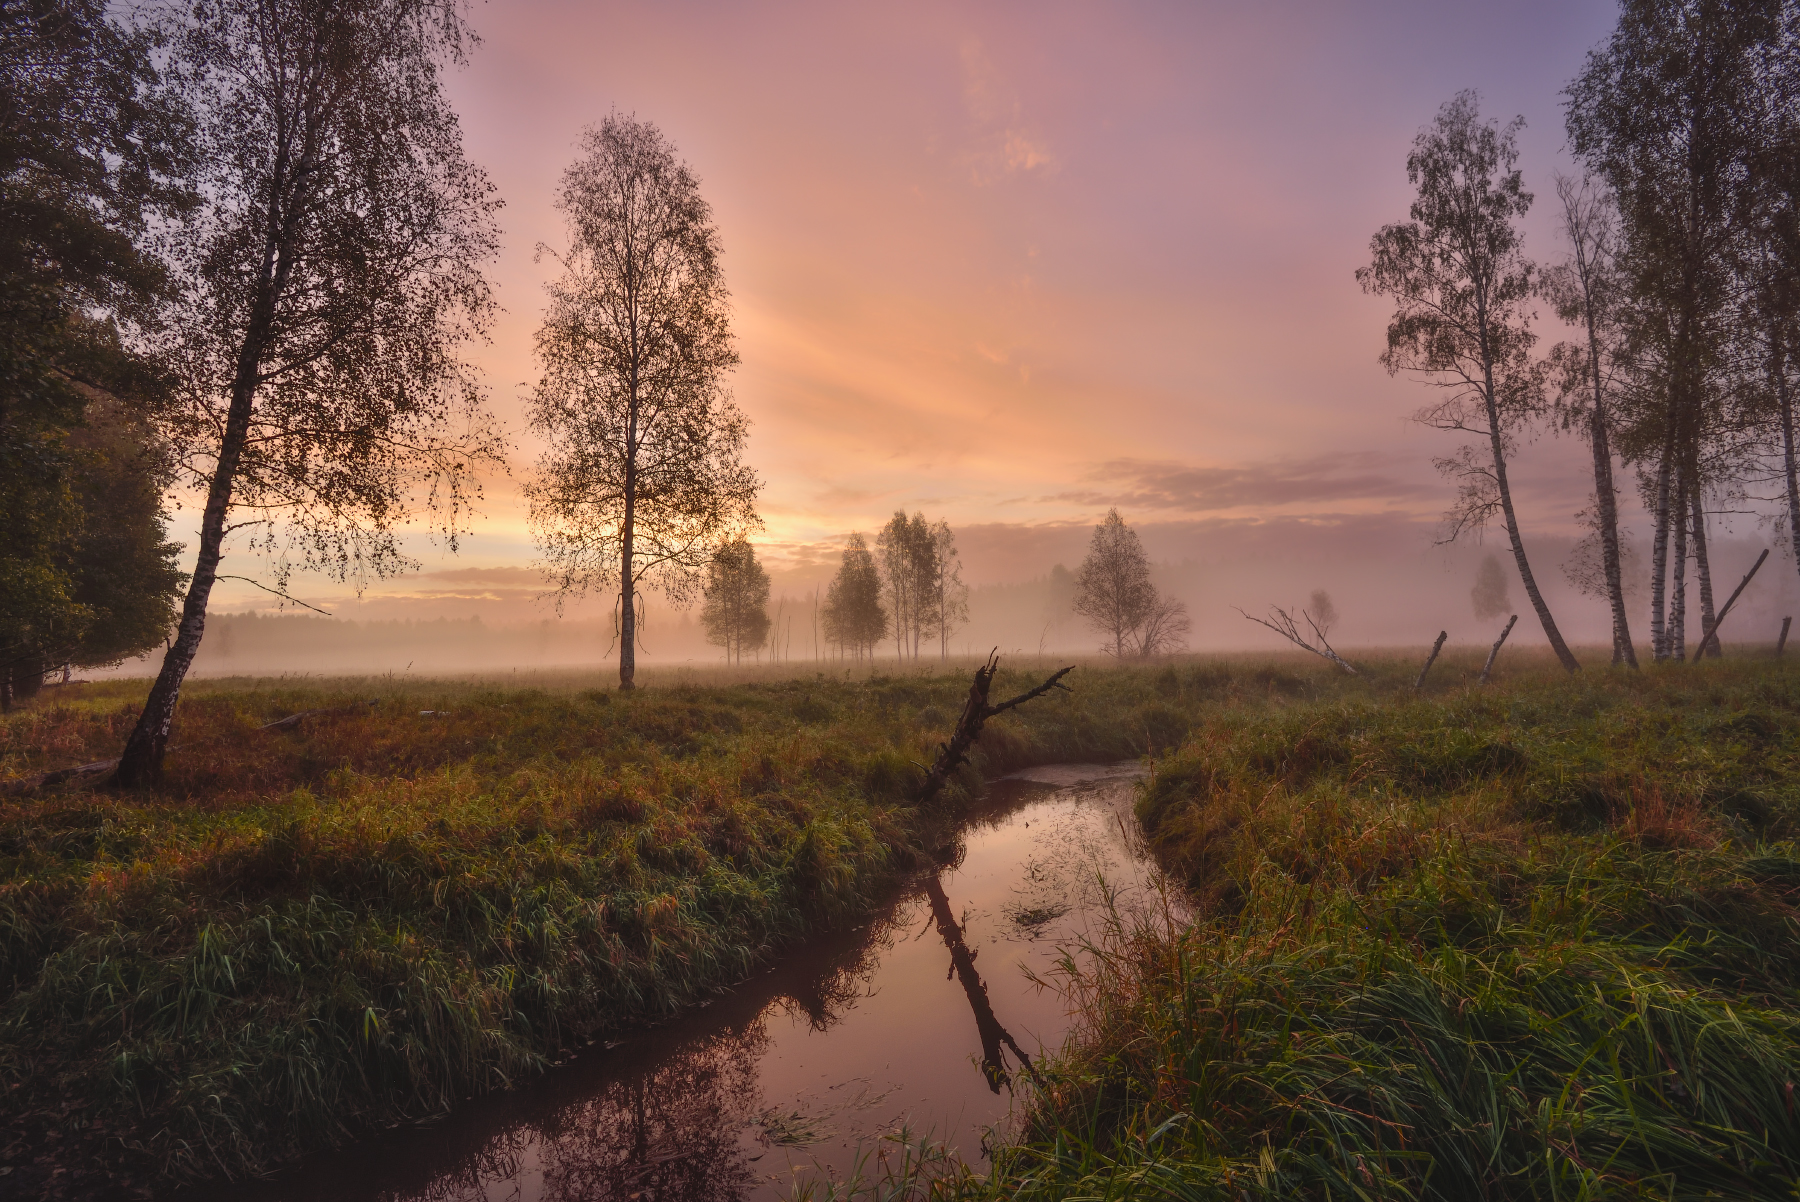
<box><xmin>101</xmin><ymin>518</ymin><xmax>1800</xmax><ymax>679</ymax></box>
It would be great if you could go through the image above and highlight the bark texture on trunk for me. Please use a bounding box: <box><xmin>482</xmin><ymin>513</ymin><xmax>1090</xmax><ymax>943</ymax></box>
<box><xmin>618</xmin><ymin>400</ymin><xmax>638</xmax><ymax>691</ymax></box>
<box><xmin>1487</xmin><ymin>419</ymin><xmax>1579</xmax><ymax>672</ymax></box>
<box><xmin>113</xmin><ymin>374</ymin><xmax>256</xmax><ymax>784</ymax></box>
<box><xmin>1649</xmin><ymin>450</ymin><xmax>1673</xmax><ymax>661</ymax></box>
<box><xmin>1474</xmin><ymin>308</ymin><xmax>1577</xmax><ymax>672</ymax></box>
<box><xmin>1671</xmin><ymin>468</ymin><xmax>1689</xmax><ymax>663</ymax></box>
<box><xmin>1588</xmin><ymin>397</ymin><xmax>1636</xmax><ymax>667</ymax></box>
<box><xmin>1778</xmin><ymin>341</ymin><xmax>1800</xmax><ymax>608</ymax></box>
<box><xmin>1691</xmin><ymin>492</ymin><xmax>1719</xmax><ymax>658</ymax></box>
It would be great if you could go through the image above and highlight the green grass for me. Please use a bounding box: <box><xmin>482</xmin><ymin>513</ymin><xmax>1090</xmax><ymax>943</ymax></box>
<box><xmin>810</xmin><ymin>654</ymin><xmax>1800</xmax><ymax>1202</ymax></box>
<box><xmin>0</xmin><ymin>656</ymin><xmax>1236</xmax><ymax>1194</ymax></box>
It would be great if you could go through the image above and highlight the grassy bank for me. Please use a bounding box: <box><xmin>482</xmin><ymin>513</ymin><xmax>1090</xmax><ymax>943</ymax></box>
<box><xmin>0</xmin><ymin>657</ymin><xmax>1230</xmax><ymax>1196</ymax></box>
<box><xmin>826</xmin><ymin>656</ymin><xmax>1800</xmax><ymax>1201</ymax></box>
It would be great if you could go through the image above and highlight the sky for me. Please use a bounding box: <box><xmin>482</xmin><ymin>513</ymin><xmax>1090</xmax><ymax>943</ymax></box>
<box><xmin>190</xmin><ymin>0</ymin><xmax>1796</xmax><ymax>656</ymax></box>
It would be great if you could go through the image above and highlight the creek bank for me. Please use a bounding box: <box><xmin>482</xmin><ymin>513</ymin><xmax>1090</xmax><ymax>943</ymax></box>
<box><xmin>175</xmin><ymin>763</ymin><xmax>1157</xmax><ymax>1202</ymax></box>
<box><xmin>0</xmin><ymin>663</ymin><xmax>1231</xmax><ymax>1198</ymax></box>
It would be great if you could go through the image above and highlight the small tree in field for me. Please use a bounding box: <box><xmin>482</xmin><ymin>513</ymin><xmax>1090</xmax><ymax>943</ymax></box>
<box><xmin>1074</xmin><ymin>509</ymin><xmax>1157</xmax><ymax>658</ymax></box>
<box><xmin>700</xmin><ymin>536</ymin><xmax>769</xmax><ymax>665</ymax></box>
<box><xmin>1472</xmin><ymin>553</ymin><xmax>1512</xmax><ymax>621</ymax></box>
<box><xmin>527</xmin><ymin>115</ymin><xmax>760</xmax><ymax>691</ymax></box>
<box><xmin>927</xmin><ymin>520</ymin><xmax>968</xmax><ymax>659</ymax></box>
<box><xmin>822</xmin><ymin>533</ymin><xmax>886</xmax><ymax>661</ymax></box>
<box><xmin>114</xmin><ymin>0</ymin><xmax>505</xmax><ymax>785</ymax></box>
<box><xmin>1357</xmin><ymin>91</ymin><xmax>1579</xmax><ymax>673</ymax></box>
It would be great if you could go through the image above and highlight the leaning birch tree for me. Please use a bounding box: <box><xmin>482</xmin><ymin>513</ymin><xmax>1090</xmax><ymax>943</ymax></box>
<box><xmin>526</xmin><ymin>115</ymin><xmax>759</xmax><ymax>690</ymax></box>
<box><xmin>1358</xmin><ymin>91</ymin><xmax>1580</xmax><ymax>673</ymax></box>
<box><xmin>112</xmin><ymin>0</ymin><xmax>505</xmax><ymax>785</ymax></box>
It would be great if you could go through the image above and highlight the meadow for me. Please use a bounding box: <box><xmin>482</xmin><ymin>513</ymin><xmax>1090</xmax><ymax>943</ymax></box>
<box><xmin>6</xmin><ymin>648</ymin><xmax>1799</xmax><ymax>1200</ymax></box>
<box><xmin>0</xmin><ymin>654</ymin><xmax>1214</xmax><ymax>1196</ymax></box>
<box><xmin>820</xmin><ymin>652</ymin><xmax>1800</xmax><ymax>1201</ymax></box>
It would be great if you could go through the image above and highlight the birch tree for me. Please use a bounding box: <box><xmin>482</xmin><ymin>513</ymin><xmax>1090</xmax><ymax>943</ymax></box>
<box><xmin>822</xmin><ymin>532</ymin><xmax>885</xmax><ymax>661</ymax></box>
<box><xmin>1073</xmin><ymin>509</ymin><xmax>1155</xmax><ymax>659</ymax></box>
<box><xmin>113</xmin><ymin>0</ymin><xmax>505</xmax><ymax>785</ymax></box>
<box><xmin>527</xmin><ymin>115</ymin><xmax>759</xmax><ymax>690</ymax></box>
<box><xmin>1544</xmin><ymin>174</ymin><xmax>1638</xmax><ymax>666</ymax></box>
<box><xmin>876</xmin><ymin>510</ymin><xmax>935</xmax><ymax>661</ymax></box>
<box><xmin>700</xmin><ymin>535</ymin><xmax>769</xmax><ymax>665</ymax></box>
<box><xmin>1358</xmin><ymin>91</ymin><xmax>1579</xmax><ymax>672</ymax></box>
<box><xmin>928</xmin><ymin>519</ymin><xmax>968</xmax><ymax>660</ymax></box>
<box><xmin>1566</xmin><ymin>0</ymin><xmax>1770</xmax><ymax>660</ymax></box>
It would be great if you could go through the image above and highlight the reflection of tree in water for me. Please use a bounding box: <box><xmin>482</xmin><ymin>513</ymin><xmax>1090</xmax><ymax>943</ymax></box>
<box><xmin>383</xmin><ymin>921</ymin><xmax>899</xmax><ymax>1202</ymax></box>
<box><xmin>533</xmin><ymin>1022</ymin><xmax>768</xmax><ymax>1202</ymax></box>
<box><xmin>923</xmin><ymin>870</ymin><xmax>1034</xmax><ymax>1094</ymax></box>
<box><xmin>772</xmin><ymin>914</ymin><xmax>895</xmax><ymax>1033</ymax></box>
<box><xmin>384</xmin><ymin>1023</ymin><xmax>765</xmax><ymax>1202</ymax></box>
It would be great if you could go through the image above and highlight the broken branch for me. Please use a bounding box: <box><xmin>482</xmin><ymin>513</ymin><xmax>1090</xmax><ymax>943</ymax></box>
<box><xmin>1479</xmin><ymin>615</ymin><xmax>1518</xmax><ymax>685</ymax></box>
<box><xmin>1415</xmin><ymin>631</ymin><xmax>1448</xmax><ymax>691</ymax></box>
<box><xmin>917</xmin><ymin>651</ymin><xmax>1074</xmax><ymax>806</ymax></box>
<box><xmin>1688</xmin><ymin>548</ymin><xmax>1768</xmax><ymax>662</ymax></box>
<box><xmin>1236</xmin><ymin>605</ymin><xmax>1357</xmax><ymax>675</ymax></box>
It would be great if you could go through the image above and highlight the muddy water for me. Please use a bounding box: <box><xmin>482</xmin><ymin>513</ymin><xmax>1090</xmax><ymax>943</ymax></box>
<box><xmin>208</xmin><ymin>763</ymin><xmax>1160</xmax><ymax>1202</ymax></box>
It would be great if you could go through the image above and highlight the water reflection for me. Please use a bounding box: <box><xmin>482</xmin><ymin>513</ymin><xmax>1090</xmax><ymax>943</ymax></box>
<box><xmin>922</xmin><ymin>871</ymin><xmax>1034</xmax><ymax>1095</ymax></box>
<box><xmin>200</xmin><ymin>766</ymin><xmax>1152</xmax><ymax>1202</ymax></box>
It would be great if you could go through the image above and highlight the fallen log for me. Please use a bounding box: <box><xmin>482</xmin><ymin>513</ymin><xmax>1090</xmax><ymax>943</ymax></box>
<box><xmin>1414</xmin><ymin>631</ymin><xmax>1448</xmax><ymax>691</ymax></box>
<box><xmin>917</xmin><ymin>652</ymin><xmax>1074</xmax><ymax>807</ymax></box>
<box><xmin>1688</xmin><ymin>548</ymin><xmax>1768</xmax><ymax>662</ymax></box>
<box><xmin>0</xmin><ymin>758</ymin><xmax>118</xmax><ymax>798</ymax></box>
<box><xmin>1479</xmin><ymin>615</ymin><xmax>1518</xmax><ymax>686</ymax></box>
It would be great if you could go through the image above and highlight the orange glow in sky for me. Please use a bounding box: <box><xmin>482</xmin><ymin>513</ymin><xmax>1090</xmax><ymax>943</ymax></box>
<box><xmin>197</xmin><ymin>0</ymin><xmax>1766</xmax><ymax>651</ymax></box>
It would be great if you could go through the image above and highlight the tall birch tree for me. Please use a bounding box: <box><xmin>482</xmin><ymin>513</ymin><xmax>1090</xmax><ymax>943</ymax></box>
<box><xmin>1545</xmin><ymin>174</ymin><xmax>1638</xmax><ymax>666</ymax></box>
<box><xmin>527</xmin><ymin>115</ymin><xmax>759</xmax><ymax>690</ymax></box>
<box><xmin>113</xmin><ymin>0</ymin><xmax>505</xmax><ymax>785</ymax></box>
<box><xmin>822</xmin><ymin>532</ymin><xmax>885</xmax><ymax>661</ymax></box>
<box><xmin>1358</xmin><ymin>91</ymin><xmax>1580</xmax><ymax>672</ymax></box>
<box><xmin>1566</xmin><ymin>0</ymin><xmax>1773</xmax><ymax>660</ymax></box>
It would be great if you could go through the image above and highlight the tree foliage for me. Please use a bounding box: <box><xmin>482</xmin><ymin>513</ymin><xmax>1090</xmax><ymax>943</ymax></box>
<box><xmin>115</xmin><ymin>0</ymin><xmax>505</xmax><ymax>783</ymax></box>
<box><xmin>700</xmin><ymin>536</ymin><xmax>769</xmax><ymax>665</ymax></box>
<box><xmin>0</xmin><ymin>0</ymin><xmax>191</xmax><ymax>707</ymax></box>
<box><xmin>1359</xmin><ymin>91</ymin><xmax>1579</xmax><ymax>672</ymax></box>
<box><xmin>527</xmin><ymin>115</ymin><xmax>758</xmax><ymax>689</ymax></box>
<box><xmin>874</xmin><ymin>511</ymin><xmax>967</xmax><ymax>660</ymax></box>
<box><xmin>821</xmin><ymin>533</ymin><xmax>885</xmax><ymax>661</ymax></box>
<box><xmin>1073</xmin><ymin>509</ymin><xmax>1186</xmax><ymax>658</ymax></box>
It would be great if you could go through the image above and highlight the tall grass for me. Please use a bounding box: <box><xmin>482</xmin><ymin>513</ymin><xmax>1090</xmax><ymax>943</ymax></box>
<box><xmin>820</xmin><ymin>656</ymin><xmax>1800</xmax><ymax>1201</ymax></box>
<box><xmin>0</xmin><ymin>658</ymin><xmax>1254</xmax><ymax>1194</ymax></box>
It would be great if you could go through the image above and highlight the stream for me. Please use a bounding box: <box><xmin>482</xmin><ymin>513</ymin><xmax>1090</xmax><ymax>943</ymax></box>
<box><xmin>196</xmin><ymin>762</ymin><xmax>1162</xmax><ymax>1201</ymax></box>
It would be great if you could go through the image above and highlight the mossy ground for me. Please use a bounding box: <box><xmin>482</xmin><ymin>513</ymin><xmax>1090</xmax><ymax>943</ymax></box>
<box><xmin>0</xmin><ymin>656</ymin><xmax>1221</xmax><ymax>1196</ymax></box>
<box><xmin>812</xmin><ymin>650</ymin><xmax>1800</xmax><ymax>1202</ymax></box>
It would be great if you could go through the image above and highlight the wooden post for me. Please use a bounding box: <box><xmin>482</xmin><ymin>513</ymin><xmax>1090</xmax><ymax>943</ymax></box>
<box><xmin>1479</xmin><ymin>615</ymin><xmax>1518</xmax><ymax>686</ymax></box>
<box><xmin>1688</xmin><ymin>548</ymin><xmax>1769</xmax><ymax>662</ymax></box>
<box><xmin>1414</xmin><ymin>631</ymin><xmax>1448</xmax><ymax>691</ymax></box>
<box><xmin>1779</xmin><ymin>617</ymin><xmax>1792</xmax><ymax>657</ymax></box>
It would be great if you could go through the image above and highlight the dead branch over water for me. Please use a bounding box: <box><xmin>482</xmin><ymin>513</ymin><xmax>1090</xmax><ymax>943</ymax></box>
<box><xmin>916</xmin><ymin>652</ymin><xmax>1074</xmax><ymax>807</ymax></box>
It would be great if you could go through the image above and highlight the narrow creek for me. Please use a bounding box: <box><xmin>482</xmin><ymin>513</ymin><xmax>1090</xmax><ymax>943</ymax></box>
<box><xmin>195</xmin><ymin>762</ymin><xmax>1162</xmax><ymax>1201</ymax></box>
